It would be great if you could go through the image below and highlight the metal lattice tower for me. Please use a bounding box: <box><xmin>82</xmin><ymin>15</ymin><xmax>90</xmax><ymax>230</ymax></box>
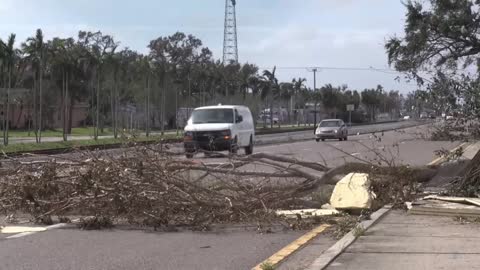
<box><xmin>223</xmin><ymin>0</ymin><xmax>238</xmax><ymax>64</ymax></box>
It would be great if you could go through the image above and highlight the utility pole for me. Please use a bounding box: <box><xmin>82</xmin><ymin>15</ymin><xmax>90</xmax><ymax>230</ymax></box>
<box><xmin>307</xmin><ymin>68</ymin><xmax>319</xmax><ymax>133</ymax></box>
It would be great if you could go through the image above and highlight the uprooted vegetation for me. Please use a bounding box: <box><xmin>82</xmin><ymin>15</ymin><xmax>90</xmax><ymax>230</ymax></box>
<box><xmin>0</xmin><ymin>145</ymin><xmax>442</xmax><ymax>230</ymax></box>
<box><xmin>431</xmin><ymin>119</ymin><xmax>480</xmax><ymax>142</ymax></box>
<box><xmin>428</xmin><ymin>119</ymin><xmax>480</xmax><ymax>197</ymax></box>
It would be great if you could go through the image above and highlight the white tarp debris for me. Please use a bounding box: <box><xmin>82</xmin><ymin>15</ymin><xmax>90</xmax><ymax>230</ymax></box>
<box><xmin>1</xmin><ymin>226</ymin><xmax>47</xmax><ymax>234</ymax></box>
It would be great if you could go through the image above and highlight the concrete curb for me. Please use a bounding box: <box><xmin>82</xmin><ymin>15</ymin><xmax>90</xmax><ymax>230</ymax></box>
<box><xmin>427</xmin><ymin>142</ymin><xmax>469</xmax><ymax>166</ymax></box>
<box><xmin>304</xmin><ymin>205</ymin><xmax>392</xmax><ymax>270</ymax></box>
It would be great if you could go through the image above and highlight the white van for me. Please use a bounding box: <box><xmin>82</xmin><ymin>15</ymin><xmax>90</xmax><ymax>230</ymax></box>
<box><xmin>183</xmin><ymin>105</ymin><xmax>255</xmax><ymax>158</ymax></box>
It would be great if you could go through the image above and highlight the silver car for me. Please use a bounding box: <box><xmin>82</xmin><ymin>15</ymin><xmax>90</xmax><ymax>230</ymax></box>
<box><xmin>315</xmin><ymin>119</ymin><xmax>348</xmax><ymax>142</ymax></box>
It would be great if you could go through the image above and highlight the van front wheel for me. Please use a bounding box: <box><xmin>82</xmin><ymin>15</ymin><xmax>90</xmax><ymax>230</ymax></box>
<box><xmin>229</xmin><ymin>137</ymin><xmax>238</xmax><ymax>154</ymax></box>
<box><xmin>245</xmin><ymin>137</ymin><xmax>253</xmax><ymax>155</ymax></box>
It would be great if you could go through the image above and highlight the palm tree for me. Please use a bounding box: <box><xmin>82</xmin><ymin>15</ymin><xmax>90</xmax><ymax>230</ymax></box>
<box><xmin>49</xmin><ymin>38</ymin><xmax>69</xmax><ymax>141</ymax></box>
<box><xmin>279</xmin><ymin>82</ymin><xmax>293</xmax><ymax>124</ymax></box>
<box><xmin>2</xmin><ymin>34</ymin><xmax>16</xmax><ymax>145</ymax></box>
<box><xmin>22</xmin><ymin>29</ymin><xmax>45</xmax><ymax>143</ymax></box>
<box><xmin>238</xmin><ymin>63</ymin><xmax>258</xmax><ymax>101</ymax></box>
<box><xmin>140</xmin><ymin>55</ymin><xmax>153</xmax><ymax>136</ymax></box>
<box><xmin>291</xmin><ymin>78</ymin><xmax>306</xmax><ymax>125</ymax></box>
<box><xmin>261</xmin><ymin>67</ymin><xmax>280</xmax><ymax>128</ymax></box>
<box><xmin>0</xmin><ymin>39</ymin><xmax>5</xmax><ymax>143</ymax></box>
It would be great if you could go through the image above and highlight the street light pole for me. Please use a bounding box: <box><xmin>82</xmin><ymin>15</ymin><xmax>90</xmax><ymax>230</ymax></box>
<box><xmin>311</xmin><ymin>68</ymin><xmax>318</xmax><ymax>134</ymax></box>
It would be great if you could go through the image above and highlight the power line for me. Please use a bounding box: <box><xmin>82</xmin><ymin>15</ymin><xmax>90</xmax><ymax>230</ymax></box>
<box><xmin>260</xmin><ymin>66</ymin><xmax>403</xmax><ymax>74</ymax></box>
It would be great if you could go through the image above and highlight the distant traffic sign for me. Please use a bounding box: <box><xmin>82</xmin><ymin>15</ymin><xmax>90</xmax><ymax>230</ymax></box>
<box><xmin>346</xmin><ymin>104</ymin><xmax>355</xmax><ymax>111</ymax></box>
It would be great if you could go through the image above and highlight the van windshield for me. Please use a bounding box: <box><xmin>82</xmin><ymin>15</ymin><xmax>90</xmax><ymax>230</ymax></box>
<box><xmin>191</xmin><ymin>109</ymin><xmax>234</xmax><ymax>124</ymax></box>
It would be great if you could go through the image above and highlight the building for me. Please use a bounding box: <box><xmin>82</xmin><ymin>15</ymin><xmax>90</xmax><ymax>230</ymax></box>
<box><xmin>0</xmin><ymin>88</ymin><xmax>89</xmax><ymax>130</ymax></box>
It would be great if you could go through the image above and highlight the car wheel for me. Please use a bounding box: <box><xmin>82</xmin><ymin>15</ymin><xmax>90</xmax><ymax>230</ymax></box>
<box><xmin>315</xmin><ymin>138</ymin><xmax>320</xmax><ymax>142</ymax></box>
<box><xmin>339</xmin><ymin>138</ymin><xmax>343</xmax><ymax>141</ymax></box>
<box><xmin>244</xmin><ymin>137</ymin><xmax>253</xmax><ymax>155</ymax></box>
<box><xmin>321</xmin><ymin>139</ymin><xmax>325</xmax><ymax>142</ymax></box>
<box><xmin>229</xmin><ymin>137</ymin><xmax>238</xmax><ymax>154</ymax></box>
<box><xmin>186</xmin><ymin>153</ymin><xmax>194</xmax><ymax>159</ymax></box>
<box><xmin>344</xmin><ymin>136</ymin><xmax>348</xmax><ymax>141</ymax></box>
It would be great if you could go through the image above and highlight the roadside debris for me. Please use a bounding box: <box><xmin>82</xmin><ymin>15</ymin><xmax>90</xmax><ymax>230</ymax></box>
<box><xmin>0</xmin><ymin>146</ymin><xmax>442</xmax><ymax>229</ymax></box>
<box><xmin>276</xmin><ymin>209</ymin><xmax>340</xmax><ymax>219</ymax></box>
<box><xmin>1</xmin><ymin>226</ymin><xmax>46</xmax><ymax>234</ymax></box>
<box><xmin>330</xmin><ymin>173</ymin><xmax>375</xmax><ymax>210</ymax></box>
<box><xmin>424</xmin><ymin>195</ymin><xmax>480</xmax><ymax>207</ymax></box>
<box><xmin>409</xmin><ymin>195</ymin><xmax>480</xmax><ymax>218</ymax></box>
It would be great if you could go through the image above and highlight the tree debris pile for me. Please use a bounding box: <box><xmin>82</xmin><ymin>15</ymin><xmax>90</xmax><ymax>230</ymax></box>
<box><xmin>431</xmin><ymin>118</ymin><xmax>480</xmax><ymax>141</ymax></box>
<box><xmin>0</xmin><ymin>148</ymin><xmax>439</xmax><ymax>229</ymax></box>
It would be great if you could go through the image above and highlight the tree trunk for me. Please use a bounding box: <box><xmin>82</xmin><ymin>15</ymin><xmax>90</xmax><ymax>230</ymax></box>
<box><xmin>145</xmin><ymin>74</ymin><xmax>150</xmax><ymax>137</ymax></box>
<box><xmin>33</xmin><ymin>76</ymin><xmax>38</xmax><ymax>143</ymax></box>
<box><xmin>15</xmin><ymin>102</ymin><xmax>24</xmax><ymax>130</ymax></box>
<box><xmin>66</xmin><ymin>71</ymin><xmax>73</xmax><ymax>134</ymax></box>
<box><xmin>68</xmin><ymin>97</ymin><xmax>74</xmax><ymax>134</ymax></box>
<box><xmin>115</xmin><ymin>79</ymin><xmax>119</xmax><ymax>135</ymax></box>
<box><xmin>62</xmin><ymin>70</ymin><xmax>68</xmax><ymax>141</ymax></box>
<box><xmin>61</xmin><ymin>71</ymin><xmax>65</xmax><ymax>140</ymax></box>
<box><xmin>38</xmin><ymin>65</ymin><xmax>43</xmax><ymax>143</ymax></box>
<box><xmin>3</xmin><ymin>66</ymin><xmax>10</xmax><ymax>146</ymax></box>
<box><xmin>111</xmin><ymin>73</ymin><xmax>118</xmax><ymax>139</ymax></box>
<box><xmin>270</xmin><ymin>99</ymin><xmax>274</xmax><ymax>129</ymax></box>
<box><xmin>2</xmin><ymin>66</ymin><xmax>6</xmax><ymax>145</ymax></box>
<box><xmin>303</xmin><ymin>103</ymin><xmax>307</xmax><ymax>127</ymax></box>
<box><xmin>95</xmin><ymin>67</ymin><xmax>100</xmax><ymax>140</ymax></box>
<box><xmin>263</xmin><ymin>101</ymin><xmax>267</xmax><ymax>128</ymax></box>
<box><xmin>27</xmin><ymin>99</ymin><xmax>32</xmax><ymax>136</ymax></box>
<box><xmin>175</xmin><ymin>83</ymin><xmax>179</xmax><ymax>136</ymax></box>
<box><xmin>161</xmin><ymin>73</ymin><xmax>166</xmax><ymax>136</ymax></box>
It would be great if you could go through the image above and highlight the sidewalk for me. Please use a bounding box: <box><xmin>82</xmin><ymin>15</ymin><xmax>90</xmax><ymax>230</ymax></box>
<box><xmin>310</xmin><ymin>141</ymin><xmax>480</xmax><ymax>270</ymax></box>
<box><xmin>325</xmin><ymin>210</ymin><xmax>480</xmax><ymax>270</ymax></box>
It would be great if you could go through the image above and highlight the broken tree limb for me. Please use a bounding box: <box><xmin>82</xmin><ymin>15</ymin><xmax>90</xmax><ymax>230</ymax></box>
<box><xmin>0</xmin><ymin>147</ymin><xmax>443</xmax><ymax>228</ymax></box>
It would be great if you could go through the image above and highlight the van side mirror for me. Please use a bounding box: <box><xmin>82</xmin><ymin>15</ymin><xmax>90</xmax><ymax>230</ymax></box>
<box><xmin>236</xmin><ymin>115</ymin><xmax>243</xmax><ymax>123</ymax></box>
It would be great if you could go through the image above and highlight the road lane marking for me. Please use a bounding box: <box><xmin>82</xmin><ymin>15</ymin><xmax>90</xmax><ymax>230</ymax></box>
<box><xmin>351</xmin><ymin>153</ymin><xmax>360</xmax><ymax>156</ymax></box>
<box><xmin>252</xmin><ymin>224</ymin><xmax>330</xmax><ymax>270</ymax></box>
<box><xmin>428</xmin><ymin>142</ymin><xmax>468</xmax><ymax>166</ymax></box>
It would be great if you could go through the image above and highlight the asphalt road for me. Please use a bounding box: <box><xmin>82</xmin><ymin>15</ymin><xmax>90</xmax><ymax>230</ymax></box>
<box><xmin>0</xmin><ymin>123</ymin><xmax>459</xmax><ymax>270</ymax></box>
<box><xmin>6</xmin><ymin>120</ymin><xmax>420</xmax><ymax>147</ymax></box>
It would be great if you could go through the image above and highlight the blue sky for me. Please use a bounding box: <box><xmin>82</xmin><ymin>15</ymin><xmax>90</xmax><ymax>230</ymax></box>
<box><xmin>0</xmin><ymin>0</ymin><xmax>417</xmax><ymax>92</ymax></box>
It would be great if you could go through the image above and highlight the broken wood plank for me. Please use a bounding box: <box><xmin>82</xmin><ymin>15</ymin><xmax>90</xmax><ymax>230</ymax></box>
<box><xmin>423</xmin><ymin>195</ymin><xmax>480</xmax><ymax>207</ymax></box>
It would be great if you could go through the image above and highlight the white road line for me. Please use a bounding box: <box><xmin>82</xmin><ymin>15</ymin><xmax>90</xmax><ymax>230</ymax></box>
<box><xmin>351</xmin><ymin>153</ymin><xmax>360</xmax><ymax>156</ymax></box>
